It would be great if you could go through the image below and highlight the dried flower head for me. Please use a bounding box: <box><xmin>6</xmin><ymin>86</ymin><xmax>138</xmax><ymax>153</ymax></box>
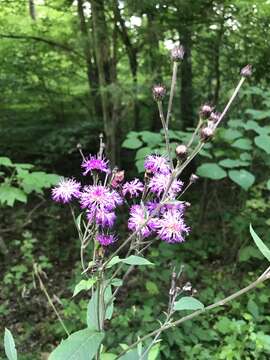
<box><xmin>200</xmin><ymin>126</ymin><xmax>214</xmax><ymax>142</ymax></box>
<box><xmin>175</xmin><ymin>144</ymin><xmax>188</xmax><ymax>159</ymax></box>
<box><xmin>241</xmin><ymin>64</ymin><xmax>252</xmax><ymax>77</ymax></box>
<box><xmin>152</xmin><ymin>84</ymin><xmax>166</xmax><ymax>101</ymax></box>
<box><xmin>111</xmin><ymin>170</ymin><xmax>125</xmax><ymax>188</ymax></box>
<box><xmin>200</xmin><ymin>104</ymin><xmax>214</xmax><ymax>119</ymax></box>
<box><xmin>171</xmin><ymin>45</ymin><xmax>185</xmax><ymax>62</ymax></box>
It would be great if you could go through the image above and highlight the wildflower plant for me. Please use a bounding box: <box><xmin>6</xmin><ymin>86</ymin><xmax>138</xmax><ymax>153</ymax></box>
<box><xmin>4</xmin><ymin>47</ymin><xmax>270</xmax><ymax>360</ymax></box>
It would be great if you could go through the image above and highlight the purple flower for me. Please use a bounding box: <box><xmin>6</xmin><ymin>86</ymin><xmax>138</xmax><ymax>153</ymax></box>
<box><xmin>128</xmin><ymin>204</ymin><xmax>154</xmax><ymax>238</ymax></box>
<box><xmin>148</xmin><ymin>173</ymin><xmax>183</xmax><ymax>198</ymax></box>
<box><xmin>144</xmin><ymin>155</ymin><xmax>170</xmax><ymax>175</ymax></box>
<box><xmin>52</xmin><ymin>178</ymin><xmax>81</xmax><ymax>204</ymax></box>
<box><xmin>80</xmin><ymin>185</ymin><xmax>122</xmax><ymax>211</ymax></box>
<box><xmin>157</xmin><ymin>209</ymin><xmax>190</xmax><ymax>243</ymax></box>
<box><xmin>97</xmin><ymin>233</ymin><xmax>117</xmax><ymax>246</ymax></box>
<box><xmin>81</xmin><ymin>155</ymin><xmax>109</xmax><ymax>175</ymax></box>
<box><xmin>87</xmin><ymin>209</ymin><xmax>116</xmax><ymax>228</ymax></box>
<box><xmin>122</xmin><ymin>179</ymin><xmax>144</xmax><ymax>198</ymax></box>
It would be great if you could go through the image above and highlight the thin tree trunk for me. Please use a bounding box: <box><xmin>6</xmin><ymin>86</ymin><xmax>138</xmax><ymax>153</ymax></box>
<box><xmin>213</xmin><ymin>9</ymin><xmax>225</xmax><ymax>105</ymax></box>
<box><xmin>91</xmin><ymin>0</ymin><xmax>117</xmax><ymax>165</ymax></box>
<box><xmin>180</xmin><ymin>27</ymin><xmax>193</xmax><ymax>129</ymax></box>
<box><xmin>29</xmin><ymin>0</ymin><xmax>36</xmax><ymax>20</ymax></box>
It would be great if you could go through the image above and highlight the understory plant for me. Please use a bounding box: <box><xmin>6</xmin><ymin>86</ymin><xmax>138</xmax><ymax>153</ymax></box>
<box><xmin>4</xmin><ymin>46</ymin><xmax>270</xmax><ymax>360</ymax></box>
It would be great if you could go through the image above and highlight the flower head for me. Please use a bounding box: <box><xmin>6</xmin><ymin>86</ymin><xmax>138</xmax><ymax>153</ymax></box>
<box><xmin>149</xmin><ymin>173</ymin><xmax>183</xmax><ymax>198</ymax></box>
<box><xmin>200</xmin><ymin>104</ymin><xmax>214</xmax><ymax>119</ymax></box>
<box><xmin>123</xmin><ymin>178</ymin><xmax>144</xmax><ymax>198</ymax></box>
<box><xmin>175</xmin><ymin>144</ymin><xmax>188</xmax><ymax>159</ymax></box>
<box><xmin>128</xmin><ymin>204</ymin><xmax>155</xmax><ymax>238</ymax></box>
<box><xmin>81</xmin><ymin>155</ymin><xmax>109</xmax><ymax>175</ymax></box>
<box><xmin>144</xmin><ymin>154</ymin><xmax>170</xmax><ymax>175</ymax></box>
<box><xmin>80</xmin><ymin>185</ymin><xmax>122</xmax><ymax>211</ymax></box>
<box><xmin>200</xmin><ymin>126</ymin><xmax>214</xmax><ymax>142</ymax></box>
<box><xmin>171</xmin><ymin>45</ymin><xmax>185</xmax><ymax>62</ymax></box>
<box><xmin>241</xmin><ymin>64</ymin><xmax>252</xmax><ymax>77</ymax></box>
<box><xmin>97</xmin><ymin>233</ymin><xmax>117</xmax><ymax>246</ymax></box>
<box><xmin>157</xmin><ymin>209</ymin><xmax>190</xmax><ymax>243</ymax></box>
<box><xmin>87</xmin><ymin>209</ymin><xmax>116</xmax><ymax>228</ymax></box>
<box><xmin>52</xmin><ymin>178</ymin><xmax>81</xmax><ymax>203</ymax></box>
<box><xmin>152</xmin><ymin>84</ymin><xmax>166</xmax><ymax>101</ymax></box>
<box><xmin>111</xmin><ymin>170</ymin><xmax>125</xmax><ymax>188</ymax></box>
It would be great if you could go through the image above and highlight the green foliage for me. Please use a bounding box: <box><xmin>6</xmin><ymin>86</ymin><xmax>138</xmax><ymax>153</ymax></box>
<box><xmin>250</xmin><ymin>225</ymin><xmax>270</xmax><ymax>262</ymax></box>
<box><xmin>4</xmin><ymin>329</ymin><xmax>17</xmax><ymax>360</ymax></box>
<box><xmin>0</xmin><ymin>156</ymin><xmax>59</xmax><ymax>207</ymax></box>
<box><xmin>49</xmin><ymin>329</ymin><xmax>104</xmax><ymax>360</ymax></box>
<box><xmin>174</xmin><ymin>297</ymin><xmax>204</xmax><ymax>311</ymax></box>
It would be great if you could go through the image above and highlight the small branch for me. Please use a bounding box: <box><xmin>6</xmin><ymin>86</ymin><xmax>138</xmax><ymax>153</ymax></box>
<box><xmin>116</xmin><ymin>267</ymin><xmax>270</xmax><ymax>359</ymax></box>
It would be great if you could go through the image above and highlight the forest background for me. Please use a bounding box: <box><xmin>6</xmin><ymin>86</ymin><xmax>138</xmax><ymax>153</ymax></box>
<box><xmin>1</xmin><ymin>0</ymin><xmax>270</xmax><ymax>359</ymax></box>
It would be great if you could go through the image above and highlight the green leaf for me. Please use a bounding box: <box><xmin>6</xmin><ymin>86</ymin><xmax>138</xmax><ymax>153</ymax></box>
<box><xmin>146</xmin><ymin>281</ymin><xmax>159</xmax><ymax>295</ymax></box>
<box><xmin>73</xmin><ymin>278</ymin><xmax>97</xmax><ymax>297</ymax></box>
<box><xmin>135</xmin><ymin>159</ymin><xmax>145</xmax><ymax>173</ymax></box>
<box><xmin>122</xmin><ymin>138</ymin><xmax>143</xmax><ymax>149</ymax></box>
<box><xmin>18</xmin><ymin>171</ymin><xmax>59</xmax><ymax>194</ymax></box>
<box><xmin>87</xmin><ymin>285</ymin><xmax>114</xmax><ymax>330</ymax></box>
<box><xmin>147</xmin><ymin>343</ymin><xmax>160</xmax><ymax>360</ymax></box>
<box><xmin>0</xmin><ymin>184</ymin><xmax>27</xmax><ymax>206</ymax></box>
<box><xmin>254</xmin><ymin>135</ymin><xmax>270</xmax><ymax>154</ymax></box>
<box><xmin>122</xmin><ymin>255</ymin><xmax>153</xmax><ymax>266</ymax></box>
<box><xmin>250</xmin><ymin>224</ymin><xmax>270</xmax><ymax>262</ymax></box>
<box><xmin>238</xmin><ymin>245</ymin><xmax>262</xmax><ymax>262</ymax></box>
<box><xmin>100</xmin><ymin>354</ymin><xmax>117</xmax><ymax>360</ymax></box>
<box><xmin>140</xmin><ymin>131</ymin><xmax>162</xmax><ymax>147</ymax></box>
<box><xmin>135</xmin><ymin>147</ymin><xmax>151</xmax><ymax>160</ymax></box>
<box><xmin>232</xmin><ymin>138</ymin><xmax>252</xmax><ymax>150</ymax></box>
<box><xmin>48</xmin><ymin>328</ymin><xmax>104</xmax><ymax>360</ymax></box>
<box><xmin>119</xmin><ymin>349</ymin><xmax>139</xmax><ymax>360</ymax></box>
<box><xmin>219</xmin><ymin>128</ymin><xmax>242</xmax><ymax>142</ymax></box>
<box><xmin>267</xmin><ymin>180</ymin><xmax>270</xmax><ymax>190</ymax></box>
<box><xmin>228</xmin><ymin>170</ymin><xmax>255</xmax><ymax>190</ymax></box>
<box><xmin>196</xmin><ymin>163</ymin><xmax>227</xmax><ymax>180</ymax></box>
<box><xmin>110</xmin><ymin>278</ymin><xmax>123</xmax><ymax>287</ymax></box>
<box><xmin>174</xmin><ymin>296</ymin><xmax>204</xmax><ymax>311</ymax></box>
<box><xmin>219</xmin><ymin>159</ymin><xmax>249</xmax><ymax>168</ymax></box>
<box><xmin>4</xmin><ymin>328</ymin><xmax>17</xmax><ymax>360</ymax></box>
<box><xmin>106</xmin><ymin>256</ymin><xmax>122</xmax><ymax>269</ymax></box>
<box><xmin>0</xmin><ymin>157</ymin><xmax>13</xmax><ymax>167</ymax></box>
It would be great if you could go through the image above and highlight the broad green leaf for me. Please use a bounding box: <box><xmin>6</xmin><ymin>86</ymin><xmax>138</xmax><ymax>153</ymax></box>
<box><xmin>49</xmin><ymin>328</ymin><xmax>104</xmax><ymax>360</ymax></box>
<box><xmin>18</xmin><ymin>171</ymin><xmax>59</xmax><ymax>194</ymax></box>
<box><xmin>135</xmin><ymin>159</ymin><xmax>145</xmax><ymax>173</ymax></box>
<box><xmin>146</xmin><ymin>281</ymin><xmax>159</xmax><ymax>295</ymax></box>
<box><xmin>122</xmin><ymin>255</ymin><xmax>153</xmax><ymax>266</ymax></box>
<box><xmin>250</xmin><ymin>224</ymin><xmax>270</xmax><ymax>262</ymax></box>
<box><xmin>254</xmin><ymin>135</ymin><xmax>270</xmax><ymax>154</ymax></box>
<box><xmin>73</xmin><ymin>278</ymin><xmax>97</xmax><ymax>297</ymax></box>
<box><xmin>219</xmin><ymin>159</ymin><xmax>249</xmax><ymax>168</ymax></box>
<box><xmin>228</xmin><ymin>170</ymin><xmax>255</xmax><ymax>190</ymax></box>
<box><xmin>148</xmin><ymin>343</ymin><xmax>160</xmax><ymax>360</ymax></box>
<box><xmin>174</xmin><ymin>296</ymin><xmax>204</xmax><ymax>311</ymax></box>
<box><xmin>0</xmin><ymin>157</ymin><xmax>13</xmax><ymax>167</ymax></box>
<box><xmin>238</xmin><ymin>245</ymin><xmax>262</xmax><ymax>262</ymax></box>
<box><xmin>0</xmin><ymin>185</ymin><xmax>27</xmax><ymax>206</ymax></box>
<box><xmin>267</xmin><ymin>180</ymin><xmax>270</xmax><ymax>190</ymax></box>
<box><xmin>122</xmin><ymin>138</ymin><xmax>143</xmax><ymax>150</ymax></box>
<box><xmin>119</xmin><ymin>349</ymin><xmax>139</xmax><ymax>360</ymax></box>
<box><xmin>135</xmin><ymin>147</ymin><xmax>151</xmax><ymax>160</ymax></box>
<box><xmin>232</xmin><ymin>138</ymin><xmax>252</xmax><ymax>150</ymax></box>
<box><xmin>196</xmin><ymin>163</ymin><xmax>227</xmax><ymax>180</ymax></box>
<box><xmin>140</xmin><ymin>131</ymin><xmax>162</xmax><ymax>147</ymax></box>
<box><xmin>219</xmin><ymin>128</ymin><xmax>242</xmax><ymax>142</ymax></box>
<box><xmin>246</xmin><ymin>109</ymin><xmax>270</xmax><ymax>120</ymax></box>
<box><xmin>87</xmin><ymin>285</ymin><xmax>114</xmax><ymax>330</ymax></box>
<box><xmin>100</xmin><ymin>354</ymin><xmax>117</xmax><ymax>360</ymax></box>
<box><xmin>240</xmin><ymin>152</ymin><xmax>252</xmax><ymax>161</ymax></box>
<box><xmin>110</xmin><ymin>278</ymin><xmax>123</xmax><ymax>287</ymax></box>
<box><xmin>4</xmin><ymin>328</ymin><xmax>17</xmax><ymax>360</ymax></box>
<box><xmin>13</xmin><ymin>163</ymin><xmax>34</xmax><ymax>170</ymax></box>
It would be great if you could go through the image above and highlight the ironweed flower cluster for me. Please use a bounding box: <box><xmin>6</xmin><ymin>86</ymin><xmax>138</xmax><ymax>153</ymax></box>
<box><xmin>47</xmin><ymin>42</ymin><xmax>257</xmax><ymax>360</ymax></box>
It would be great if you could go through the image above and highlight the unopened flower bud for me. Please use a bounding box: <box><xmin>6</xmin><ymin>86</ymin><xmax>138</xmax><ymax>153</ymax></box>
<box><xmin>209</xmin><ymin>111</ymin><xmax>220</xmax><ymax>123</ymax></box>
<box><xmin>171</xmin><ymin>45</ymin><xmax>185</xmax><ymax>62</ymax></box>
<box><xmin>175</xmin><ymin>144</ymin><xmax>188</xmax><ymax>159</ymax></box>
<box><xmin>190</xmin><ymin>174</ymin><xmax>199</xmax><ymax>183</ymax></box>
<box><xmin>111</xmin><ymin>170</ymin><xmax>125</xmax><ymax>188</ymax></box>
<box><xmin>200</xmin><ymin>104</ymin><xmax>214</xmax><ymax>119</ymax></box>
<box><xmin>152</xmin><ymin>84</ymin><xmax>166</xmax><ymax>101</ymax></box>
<box><xmin>241</xmin><ymin>64</ymin><xmax>252</xmax><ymax>77</ymax></box>
<box><xmin>200</xmin><ymin>126</ymin><xmax>214</xmax><ymax>142</ymax></box>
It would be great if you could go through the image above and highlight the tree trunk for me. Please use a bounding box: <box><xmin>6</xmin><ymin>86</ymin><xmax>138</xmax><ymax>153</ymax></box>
<box><xmin>179</xmin><ymin>27</ymin><xmax>193</xmax><ymax>129</ymax></box>
<box><xmin>29</xmin><ymin>0</ymin><xmax>36</xmax><ymax>20</ymax></box>
<box><xmin>77</xmin><ymin>0</ymin><xmax>101</xmax><ymax>118</ymax></box>
<box><xmin>90</xmin><ymin>0</ymin><xmax>117</xmax><ymax>165</ymax></box>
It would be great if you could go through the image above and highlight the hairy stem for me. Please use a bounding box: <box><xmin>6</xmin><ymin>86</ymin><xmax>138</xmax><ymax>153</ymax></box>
<box><xmin>157</xmin><ymin>101</ymin><xmax>173</xmax><ymax>169</ymax></box>
<box><xmin>166</xmin><ymin>61</ymin><xmax>178</xmax><ymax>127</ymax></box>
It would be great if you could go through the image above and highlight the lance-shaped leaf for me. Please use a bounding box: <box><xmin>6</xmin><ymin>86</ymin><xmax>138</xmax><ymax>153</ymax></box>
<box><xmin>174</xmin><ymin>296</ymin><xmax>204</xmax><ymax>311</ymax></box>
<box><xmin>4</xmin><ymin>328</ymin><xmax>17</xmax><ymax>360</ymax></box>
<box><xmin>250</xmin><ymin>224</ymin><xmax>270</xmax><ymax>262</ymax></box>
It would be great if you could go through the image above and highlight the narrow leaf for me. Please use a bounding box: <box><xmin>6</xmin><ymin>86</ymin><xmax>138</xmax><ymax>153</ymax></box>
<box><xmin>4</xmin><ymin>328</ymin><xmax>17</xmax><ymax>360</ymax></box>
<box><xmin>73</xmin><ymin>278</ymin><xmax>96</xmax><ymax>297</ymax></box>
<box><xmin>122</xmin><ymin>255</ymin><xmax>153</xmax><ymax>266</ymax></box>
<box><xmin>250</xmin><ymin>224</ymin><xmax>270</xmax><ymax>262</ymax></box>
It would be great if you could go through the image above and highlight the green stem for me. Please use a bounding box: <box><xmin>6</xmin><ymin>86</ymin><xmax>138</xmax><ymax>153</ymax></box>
<box><xmin>116</xmin><ymin>267</ymin><xmax>270</xmax><ymax>359</ymax></box>
<box><xmin>166</xmin><ymin>61</ymin><xmax>178</xmax><ymax>127</ymax></box>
